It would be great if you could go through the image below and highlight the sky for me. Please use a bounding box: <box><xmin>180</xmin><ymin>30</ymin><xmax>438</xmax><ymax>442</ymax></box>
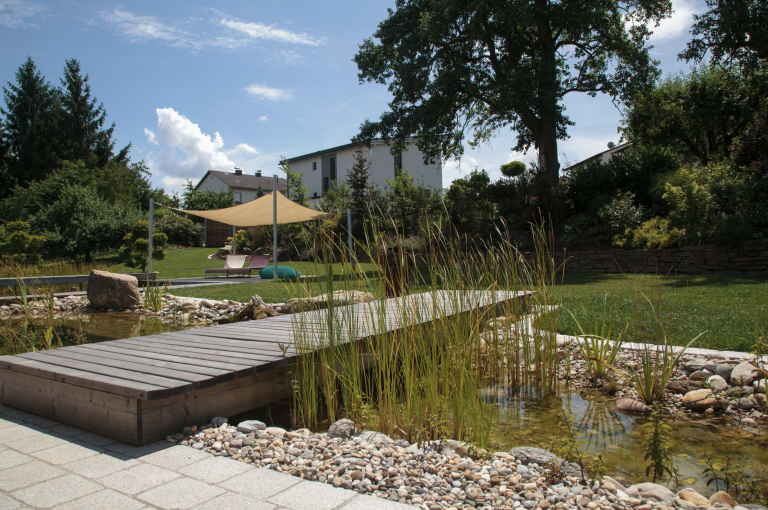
<box><xmin>0</xmin><ymin>0</ymin><xmax>705</xmax><ymax>193</ymax></box>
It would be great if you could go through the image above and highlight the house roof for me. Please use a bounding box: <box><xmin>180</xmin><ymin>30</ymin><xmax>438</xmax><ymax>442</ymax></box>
<box><xmin>286</xmin><ymin>138</ymin><xmax>415</xmax><ymax>163</ymax></box>
<box><xmin>196</xmin><ymin>170</ymin><xmax>288</xmax><ymax>191</ymax></box>
<box><xmin>564</xmin><ymin>142</ymin><xmax>630</xmax><ymax>172</ymax></box>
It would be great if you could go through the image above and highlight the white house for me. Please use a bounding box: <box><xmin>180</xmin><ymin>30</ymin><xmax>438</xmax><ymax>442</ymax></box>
<box><xmin>564</xmin><ymin>142</ymin><xmax>630</xmax><ymax>173</ymax></box>
<box><xmin>195</xmin><ymin>168</ymin><xmax>287</xmax><ymax>204</ymax></box>
<box><xmin>286</xmin><ymin>138</ymin><xmax>442</xmax><ymax>201</ymax></box>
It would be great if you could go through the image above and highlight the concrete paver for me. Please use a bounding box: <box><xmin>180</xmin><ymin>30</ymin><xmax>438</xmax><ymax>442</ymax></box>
<box><xmin>97</xmin><ymin>463</ymin><xmax>180</xmax><ymax>495</ymax></box>
<box><xmin>0</xmin><ymin>403</ymin><xmax>410</xmax><ymax>510</ymax></box>
<box><xmin>137</xmin><ymin>478</ymin><xmax>225</xmax><ymax>509</ymax></box>
<box><xmin>10</xmin><ymin>474</ymin><xmax>101</xmax><ymax>509</ymax></box>
<box><xmin>268</xmin><ymin>479</ymin><xmax>358</xmax><ymax>510</ymax></box>
<box><xmin>0</xmin><ymin>461</ymin><xmax>66</xmax><ymax>492</ymax></box>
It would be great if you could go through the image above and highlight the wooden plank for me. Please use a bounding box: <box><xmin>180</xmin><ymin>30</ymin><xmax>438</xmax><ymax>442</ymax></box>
<box><xmin>151</xmin><ymin>333</ymin><xmax>295</xmax><ymax>356</ymax></box>
<box><xmin>0</xmin><ymin>356</ymin><xmax>169</xmax><ymax>399</ymax></box>
<box><xmin>139</xmin><ymin>367</ymin><xmax>291</xmax><ymax>444</ymax></box>
<box><xmin>82</xmin><ymin>343</ymin><xmax>249</xmax><ymax>379</ymax></box>
<box><xmin>104</xmin><ymin>340</ymin><xmax>270</xmax><ymax>373</ymax></box>
<box><xmin>43</xmin><ymin>348</ymin><xmax>217</xmax><ymax>390</ymax></box>
<box><xmin>15</xmin><ymin>352</ymin><xmax>194</xmax><ymax>397</ymax></box>
<box><xmin>72</xmin><ymin>345</ymin><xmax>232</xmax><ymax>381</ymax></box>
<box><xmin>114</xmin><ymin>337</ymin><xmax>285</xmax><ymax>363</ymax></box>
<box><xmin>0</xmin><ymin>368</ymin><xmax>141</xmax><ymax>444</ymax></box>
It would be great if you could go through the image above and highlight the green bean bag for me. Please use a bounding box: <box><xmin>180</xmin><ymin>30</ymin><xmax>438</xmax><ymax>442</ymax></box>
<box><xmin>260</xmin><ymin>266</ymin><xmax>301</xmax><ymax>279</ymax></box>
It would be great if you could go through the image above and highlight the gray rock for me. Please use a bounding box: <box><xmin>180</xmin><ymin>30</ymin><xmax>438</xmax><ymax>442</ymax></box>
<box><xmin>625</xmin><ymin>482</ymin><xmax>674</xmax><ymax>503</ymax></box>
<box><xmin>192</xmin><ymin>442</ymin><xmax>204</xmax><ymax>449</ymax></box>
<box><xmin>355</xmin><ymin>430</ymin><xmax>394</xmax><ymax>446</ymax></box>
<box><xmin>740</xmin><ymin>397</ymin><xmax>756</xmax><ymax>410</ymax></box>
<box><xmin>211</xmin><ymin>416</ymin><xmax>228</xmax><ymax>427</ymax></box>
<box><xmin>689</xmin><ymin>370</ymin><xmax>712</xmax><ymax>381</ymax></box>
<box><xmin>682</xmin><ymin>358</ymin><xmax>706</xmax><ymax>372</ymax></box>
<box><xmin>87</xmin><ymin>270</ymin><xmax>141</xmax><ymax>310</ymax></box>
<box><xmin>707</xmin><ymin>375</ymin><xmax>728</xmax><ymax>393</ymax></box>
<box><xmin>508</xmin><ymin>447</ymin><xmax>581</xmax><ymax>478</ymax></box>
<box><xmin>715</xmin><ymin>364</ymin><xmax>734</xmax><ymax>381</ymax></box>
<box><xmin>328</xmin><ymin>418</ymin><xmax>356</xmax><ymax>439</ymax></box>
<box><xmin>394</xmin><ymin>439</ymin><xmax>410</xmax><ymax>448</ymax></box>
<box><xmin>731</xmin><ymin>361</ymin><xmax>761</xmax><ymax>386</ymax></box>
<box><xmin>667</xmin><ymin>380</ymin><xmax>704</xmax><ymax>395</ymax></box>
<box><xmin>237</xmin><ymin>420</ymin><xmax>266</xmax><ymax>433</ymax></box>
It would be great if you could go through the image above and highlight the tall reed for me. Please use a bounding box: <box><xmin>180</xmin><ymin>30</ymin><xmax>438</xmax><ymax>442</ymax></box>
<box><xmin>285</xmin><ymin>216</ymin><xmax>564</xmax><ymax>447</ymax></box>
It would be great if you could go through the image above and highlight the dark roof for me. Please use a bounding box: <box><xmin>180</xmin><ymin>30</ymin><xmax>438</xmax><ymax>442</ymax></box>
<box><xmin>286</xmin><ymin>141</ymin><xmax>361</xmax><ymax>163</ymax></box>
<box><xmin>196</xmin><ymin>170</ymin><xmax>287</xmax><ymax>191</ymax></box>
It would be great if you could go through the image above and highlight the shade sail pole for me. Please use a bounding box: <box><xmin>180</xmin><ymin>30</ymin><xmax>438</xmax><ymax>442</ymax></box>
<box><xmin>273</xmin><ymin>176</ymin><xmax>278</xmax><ymax>277</ymax></box>
<box><xmin>347</xmin><ymin>208</ymin><xmax>353</xmax><ymax>268</ymax></box>
<box><xmin>148</xmin><ymin>198</ymin><xmax>154</xmax><ymax>275</ymax></box>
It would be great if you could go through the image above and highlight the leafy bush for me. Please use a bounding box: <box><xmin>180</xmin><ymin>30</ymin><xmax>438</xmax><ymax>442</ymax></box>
<box><xmin>0</xmin><ymin>221</ymin><xmax>45</xmax><ymax>261</ymax></box>
<box><xmin>118</xmin><ymin>220</ymin><xmax>169</xmax><ymax>272</ymax></box>
<box><xmin>154</xmin><ymin>212</ymin><xmax>204</xmax><ymax>246</ymax></box>
<box><xmin>662</xmin><ymin>168</ymin><xmax>716</xmax><ymax>243</ymax></box>
<box><xmin>597</xmin><ymin>192</ymin><xmax>643</xmax><ymax>238</ymax></box>
<box><xmin>613</xmin><ymin>217</ymin><xmax>679</xmax><ymax>249</ymax></box>
<box><xmin>226</xmin><ymin>229</ymin><xmax>250</xmax><ymax>250</ymax></box>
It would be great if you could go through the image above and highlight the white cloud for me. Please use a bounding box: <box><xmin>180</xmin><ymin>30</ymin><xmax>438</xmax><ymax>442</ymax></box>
<box><xmin>245</xmin><ymin>84</ymin><xmax>293</xmax><ymax>101</ymax></box>
<box><xmin>99</xmin><ymin>9</ymin><xmax>196</xmax><ymax>48</ymax></box>
<box><xmin>220</xmin><ymin>18</ymin><xmax>324</xmax><ymax>46</ymax></box>
<box><xmin>259</xmin><ymin>116</ymin><xmax>269</xmax><ymax>121</ymax></box>
<box><xmin>0</xmin><ymin>0</ymin><xmax>44</xmax><ymax>28</ymax></box>
<box><xmin>648</xmin><ymin>0</ymin><xmax>701</xmax><ymax>41</ymax></box>
<box><xmin>144</xmin><ymin>108</ymin><xmax>237</xmax><ymax>187</ymax></box>
<box><xmin>227</xmin><ymin>143</ymin><xmax>258</xmax><ymax>155</ymax></box>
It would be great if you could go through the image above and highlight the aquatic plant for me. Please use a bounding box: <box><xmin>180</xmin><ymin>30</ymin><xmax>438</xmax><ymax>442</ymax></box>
<box><xmin>642</xmin><ymin>406</ymin><xmax>675</xmax><ymax>483</ymax></box>
<box><xmin>570</xmin><ymin>296</ymin><xmax>626</xmax><ymax>380</ymax></box>
<box><xmin>286</xmin><ymin>214</ymin><xmax>562</xmax><ymax>447</ymax></box>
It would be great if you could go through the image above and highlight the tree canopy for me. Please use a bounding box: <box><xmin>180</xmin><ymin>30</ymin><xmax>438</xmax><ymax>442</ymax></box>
<box><xmin>354</xmin><ymin>0</ymin><xmax>672</xmax><ymax>186</ymax></box>
<box><xmin>679</xmin><ymin>0</ymin><xmax>767</xmax><ymax>71</ymax></box>
<box><xmin>622</xmin><ymin>64</ymin><xmax>767</xmax><ymax>164</ymax></box>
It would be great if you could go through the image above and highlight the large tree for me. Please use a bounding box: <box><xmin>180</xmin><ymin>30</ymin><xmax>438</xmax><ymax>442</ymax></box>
<box><xmin>59</xmin><ymin>59</ymin><xmax>130</xmax><ymax>167</ymax></box>
<box><xmin>679</xmin><ymin>0</ymin><xmax>767</xmax><ymax>71</ymax></box>
<box><xmin>1</xmin><ymin>57</ymin><xmax>61</xmax><ymax>188</ymax></box>
<box><xmin>622</xmin><ymin>64</ymin><xmax>767</xmax><ymax>164</ymax></box>
<box><xmin>354</xmin><ymin>0</ymin><xmax>671</xmax><ymax>186</ymax></box>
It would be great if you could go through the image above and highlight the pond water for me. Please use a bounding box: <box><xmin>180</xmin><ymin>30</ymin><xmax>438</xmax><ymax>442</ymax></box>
<box><xmin>0</xmin><ymin>312</ymin><xmax>198</xmax><ymax>355</ymax></box>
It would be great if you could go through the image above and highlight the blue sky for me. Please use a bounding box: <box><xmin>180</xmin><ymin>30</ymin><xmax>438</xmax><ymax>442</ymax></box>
<box><xmin>1</xmin><ymin>0</ymin><xmax>704</xmax><ymax>193</ymax></box>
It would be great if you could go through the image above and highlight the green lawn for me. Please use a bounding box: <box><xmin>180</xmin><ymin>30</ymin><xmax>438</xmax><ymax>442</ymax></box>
<box><xmin>557</xmin><ymin>273</ymin><xmax>768</xmax><ymax>352</ymax></box>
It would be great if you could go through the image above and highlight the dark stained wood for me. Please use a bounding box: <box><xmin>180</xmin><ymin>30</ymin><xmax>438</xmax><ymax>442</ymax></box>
<box><xmin>0</xmin><ymin>355</ymin><xmax>170</xmax><ymax>399</ymax></box>
<box><xmin>0</xmin><ymin>368</ymin><xmax>141</xmax><ymax>444</ymax></box>
<box><xmin>150</xmin><ymin>333</ymin><xmax>295</xmax><ymax>357</ymax></box>
<box><xmin>104</xmin><ymin>340</ymin><xmax>268</xmax><ymax>372</ymax></box>
<box><xmin>42</xmin><ymin>348</ymin><xmax>217</xmax><ymax>390</ymax></box>
<box><xmin>15</xmin><ymin>352</ymin><xmax>194</xmax><ymax>396</ymax></box>
<box><xmin>113</xmin><ymin>338</ymin><xmax>283</xmax><ymax>364</ymax></box>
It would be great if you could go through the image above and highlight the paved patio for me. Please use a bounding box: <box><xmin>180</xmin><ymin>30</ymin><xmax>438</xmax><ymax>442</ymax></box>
<box><xmin>0</xmin><ymin>404</ymin><xmax>408</xmax><ymax>510</ymax></box>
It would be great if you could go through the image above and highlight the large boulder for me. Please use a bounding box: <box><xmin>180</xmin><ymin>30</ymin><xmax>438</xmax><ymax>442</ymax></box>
<box><xmin>279</xmin><ymin>290</ymin><xmax>375</xmax><ymax>314</ymax></box>
<box><xmin>682</xmin><ymin>389</ymin><xmax>719</xmax><ymax>411</ymax></box>
<box><xmin>327</xmin><ymin>418</ymin><xmax>356</xmax><ymax>439</ymax></box>
<box><xmin>87</xmin><ymin>270</ymin><xmax>141</xmax><ymax>310</ymax></box>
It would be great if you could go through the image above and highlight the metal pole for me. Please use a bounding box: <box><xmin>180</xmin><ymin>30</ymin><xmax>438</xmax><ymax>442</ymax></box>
<box><xmin>233</xmin><ymin>225</ymin><xmax>237</xmax><ymax>255</ymax></box>
<box><xmin>273</xmin><ymin>175</ymin><xmax>278</xmax><ymax>278</ymax></box>
<box><xmin>148</xmin><ymin>198</ymin><xmax>154</xmax><ymax>275</ymax></box>
<box><xmin>347</xmin><ymin>208</ymin><xmax>353</xmax><ymax>267</ymax></box>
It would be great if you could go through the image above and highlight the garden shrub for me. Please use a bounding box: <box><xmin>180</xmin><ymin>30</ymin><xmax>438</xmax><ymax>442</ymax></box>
<box><xmin>0</xmin><ymin>221</ymin><xmax>45</xmax><ymax>261</ymax></box>
<box><xmin>597</xmin><ymin>192</ymin><xmax>643</xmax><ymax>238</ymax></box>
<box><xmin>613</xmin><ymin>217</ymin><xmax>679</xmax><ymax>249</ymax></box>
<box><xmin>118</xmin><ymin>220</ymin><xmax>169</xmax><ymax>272</ymax></box>
<box><xmin>155</xmin><ymin>212</ymin><xmax>204</xmax><ymax>246</ymax></box>
<box><xmin>226</xmin><ymin>229</ymin><xmax>250</xmax><ymax>250</ymax></box>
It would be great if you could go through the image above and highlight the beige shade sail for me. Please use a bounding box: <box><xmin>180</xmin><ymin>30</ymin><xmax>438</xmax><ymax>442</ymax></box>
<box><xmin>173</xmin><ymin>191</ymin><xmax>329</xmax><ymax>227</ymax></box>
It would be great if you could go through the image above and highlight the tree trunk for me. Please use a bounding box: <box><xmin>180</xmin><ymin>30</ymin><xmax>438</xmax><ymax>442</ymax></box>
<box><xmin>537</xmin><ymin>122</ymin><xmax>561</xmax><ymax>187</ymax></box>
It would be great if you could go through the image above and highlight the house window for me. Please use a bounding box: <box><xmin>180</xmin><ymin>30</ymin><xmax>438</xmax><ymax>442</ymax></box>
<box><xmin>330</xmin><ymin>157</ymin><xmax>336</xmax><ymax>181</ymax></box>
<box><xmin>323</xmin><ymin>177</ymin><xmax>329</xmax><ymax>193</ymax></box>
<box><xmin>394</xmin><ymin>153</ymin><xmax>402</xmax><ymax>177</ymax></box>
<box><xmin>235</xmin><ymin>192</ymin><xmax>242</xmax><ymax>203</ymax></box>
<box><xmin>312</xmin><ymin>161</ymin><xmax>317</xmax><ymax>170</ymax></box>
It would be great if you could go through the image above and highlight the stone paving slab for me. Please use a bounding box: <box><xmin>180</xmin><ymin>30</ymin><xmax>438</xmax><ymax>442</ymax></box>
<box><xmin>0</xmin><ymin>403</ymin><xmax>411</xmax><ymax>510</ymax></box>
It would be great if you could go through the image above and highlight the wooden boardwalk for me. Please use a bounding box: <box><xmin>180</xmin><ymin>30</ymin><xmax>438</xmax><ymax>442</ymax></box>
<box><xmin>0</xmin><ymin>290</ymin><xmax>527</xmax><ymax>445</ymax></box>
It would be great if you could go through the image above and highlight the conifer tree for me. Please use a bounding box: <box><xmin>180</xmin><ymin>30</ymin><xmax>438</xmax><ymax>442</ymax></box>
<box><xmin>60</xmin><ymin>59</ymin><xmax>130</xmax><ymax>166</ymax></box>
<box><xmin>1</xmin><ymin>57</ymin><xmax>61</xmax><ymax>187</ymax></box>
<box><xmin>347</xmin><ymin>146</ymin><xmax>371</xmax><ymax>237</ymax></box>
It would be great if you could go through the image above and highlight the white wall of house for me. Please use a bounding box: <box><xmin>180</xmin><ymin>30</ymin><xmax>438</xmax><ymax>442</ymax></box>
<box><xmin>291</xmin><ymin>141</ymin><xmax>442</xmax><ymax>201</ymax></box>
<box><xmin>198</xmin><ymin>174</ymin><xmax>229</xmax><ymax>194</ymax></box>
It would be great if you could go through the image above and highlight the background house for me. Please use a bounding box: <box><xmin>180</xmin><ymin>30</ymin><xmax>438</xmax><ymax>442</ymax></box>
<box><xmin>286</xmin><ymin>139</ymin><xmax>442</xmax><ymax>201</ymax></box>
<box><xmin>563</xmin><ymin>142</ymin><xmax>629</xmax><ymax>173</ymax></box>
<box><xmin>196</xmin><ymin>168</ymin><xmax>287</xmax><ymax>204</ymax></box>
<box><xmin>195</xmin><ymin>168</ymin><xmax>288</xmax><ymax>246</ymax></box>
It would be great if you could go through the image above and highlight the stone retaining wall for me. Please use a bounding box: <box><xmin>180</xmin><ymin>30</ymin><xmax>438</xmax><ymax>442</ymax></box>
<box><xmin>525</xmin><ymin>238</ymin><xmax>768</xmax><ymax>276</ymax></box>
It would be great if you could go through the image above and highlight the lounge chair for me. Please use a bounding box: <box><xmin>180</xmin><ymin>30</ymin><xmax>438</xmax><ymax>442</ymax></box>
<box><xmin>241</xmin><ymin>255</ymin><xmax>272</xmax><ymax>276</ymax></box>
<box><xmin>204</xmin><ymin>255</ymin><xmax>247</xmax><ymax>278</ymax></box>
